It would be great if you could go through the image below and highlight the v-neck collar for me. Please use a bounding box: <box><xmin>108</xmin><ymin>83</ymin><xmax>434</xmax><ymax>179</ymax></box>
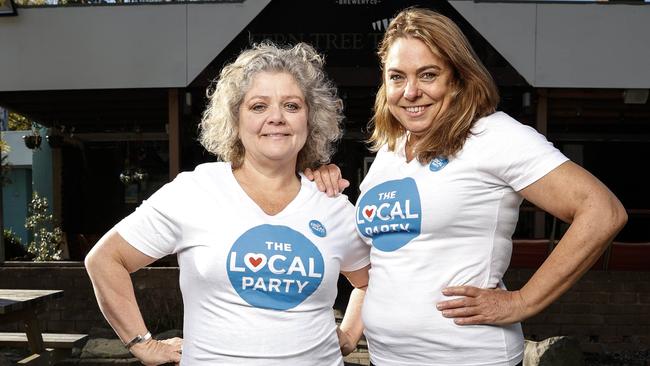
<box><xmin>397</xmin><ymin>134</ymin><xmax>421</xmax><ymax>165</ymax></box>
<box><xmin>224</xmin><ymin>162</ymin><xmax>309</xmax><ymax>218</ymax></box>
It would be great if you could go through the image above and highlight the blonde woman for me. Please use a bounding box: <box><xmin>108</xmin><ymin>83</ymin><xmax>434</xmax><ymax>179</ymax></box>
<box><xmin>310</xmin><ymin>8</ymin><xmax>626</xmax><ymax>366</ymax></box>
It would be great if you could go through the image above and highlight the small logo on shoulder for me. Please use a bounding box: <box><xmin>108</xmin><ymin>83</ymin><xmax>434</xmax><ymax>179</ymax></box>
<box><xmin>309</xmin><ymin>220</ymin><xmax>327</xmax><ymax>237</ymax></box>
<box><xmin>429</xmin><ymin>157</ymin><xmax>448</xmax><ymax>172</ymax></box>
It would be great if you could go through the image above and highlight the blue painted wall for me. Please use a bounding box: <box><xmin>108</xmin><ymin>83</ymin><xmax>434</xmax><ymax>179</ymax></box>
<box><xmin>2</xmin><ymin>168</ymin><xmax>31</xmax><ymax>245</ymax></box>
<box><xmin>2</xmin><ymin>127</ymin><xmax>54</xmax><ymax>248</ymax></box>
<box><xmin>32</xmin><ymin>127</ymin><xmax>54</xmax><ymax>215</ymax></box>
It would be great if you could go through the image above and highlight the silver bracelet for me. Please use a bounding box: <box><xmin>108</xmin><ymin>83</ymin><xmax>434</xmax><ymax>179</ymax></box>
<box><xmin>124</xmin><ymin>331</ymin><xmax>152</xmax><ymax>349</ymax></box>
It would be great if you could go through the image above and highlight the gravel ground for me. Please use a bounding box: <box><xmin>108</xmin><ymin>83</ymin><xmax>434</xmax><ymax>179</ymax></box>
<box><xmin>584</xmin><ymin>351</ymin><xmax>650</xmax><ymax>366</ymax></box>
<box><xmin>2</xmin><ymin>347</ymin><xmax>649</xmax><ymax>365</ymax></box>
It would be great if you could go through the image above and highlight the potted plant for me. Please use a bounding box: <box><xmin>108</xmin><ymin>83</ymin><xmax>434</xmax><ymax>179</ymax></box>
<box><xmin>22</xmin><ymin>127</ymin><xmax>42</xmax><ymax>150</ymax></box>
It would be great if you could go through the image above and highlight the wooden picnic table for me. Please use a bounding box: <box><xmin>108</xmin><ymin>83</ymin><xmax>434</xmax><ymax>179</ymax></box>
<box><xmin>0</xmin><ymin>289</ymin><xmax>64</xmax><ymax>365</ymax></box>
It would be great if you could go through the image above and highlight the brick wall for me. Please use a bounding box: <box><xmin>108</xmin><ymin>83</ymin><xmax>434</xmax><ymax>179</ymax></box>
<box><xmin>504</xmin><ymin>269</ymin><xmax>650</xmax><ymax>354</ymax></box>
<box><xmin>0</xmin><ymin>263</ymin><xmax>183</xmax><ymax>334</ymax></box>
<box><xmin>1</xmin><ymin>262</ymin><xmax>648</xmax><ymax>354</ymax></box>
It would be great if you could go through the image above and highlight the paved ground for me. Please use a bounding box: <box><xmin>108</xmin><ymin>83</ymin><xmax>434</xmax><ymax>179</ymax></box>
<box><xmin>4</xmin><ymin>310</ymin><xmax>645</xmax><ymax>366</ymax></box>
<box><xmin>4</xmin><ymin>346</ymin><xmax>650</xmax><ymax>365</ymax></box>
<box><xmin>343</xmin><ymin>341</ymin><xmax>370</xmax><ymax>366</ymax></box>
<box><xmin>0</xmin><ymin>346</ymin><xmax>371</xmax><ymax>365</ymax></box>
<box><xmin>1</xmin><ymin>316</ymin><xmax>371</xmax><ymax>365</ymax></box>
<box><xmin>335</xmin><ymin>308</ymin><xmax>370</xmax><ymax>365</ymax></box>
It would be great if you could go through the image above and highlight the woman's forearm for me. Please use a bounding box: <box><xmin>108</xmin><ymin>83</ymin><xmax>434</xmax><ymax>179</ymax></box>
<box><xmin>85</xmin><ymin>231</ymin><xmax>153</xmax><ymax>343</ymax></box>
<box><xmin>515</xmin><ymin>161</ymin><xmax>627</xmax><ymax>320</ymax></box>
<box><xmin>519</xmin><ymin>194</ymin><xmax>627</xmax><ymax>318</ymax></box>
<box><xmin>340</xmin><ymin>286</ymin><xmax>366</xmax><ymax>346</ymax></box>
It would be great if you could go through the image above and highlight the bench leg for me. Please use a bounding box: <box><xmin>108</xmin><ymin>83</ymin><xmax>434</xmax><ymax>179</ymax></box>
<box><xmin>22</xmin><ymin>309</ymin><xmax>46</xmax><ymax>354</ymax></box>
<box><xmin>17</xmin><ymin>350</ymin><xmax>54</xmax><ymax>366</ymax></box>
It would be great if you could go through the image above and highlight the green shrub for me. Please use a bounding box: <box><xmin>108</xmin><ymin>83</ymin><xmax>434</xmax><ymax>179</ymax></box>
<box><xmin>25</xmin><ymin>192</ymin><xmax>63</xmax><ymax>261</ymax></box>
<box><xmin>3</xmin><ymin>229</ymin><xmax>32</xmax><ymax>260</ymax></box>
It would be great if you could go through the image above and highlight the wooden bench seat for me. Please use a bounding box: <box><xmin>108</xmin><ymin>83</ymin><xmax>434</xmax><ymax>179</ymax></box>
<box><xmin>0</xmin><ymin>332</ymin><xmax>89</xmax><ymax>365</ymax></box>
<box><xmin>0</xmin><ymin>332</ymin><xmax>89</xmax><ymax>348</ymax></box>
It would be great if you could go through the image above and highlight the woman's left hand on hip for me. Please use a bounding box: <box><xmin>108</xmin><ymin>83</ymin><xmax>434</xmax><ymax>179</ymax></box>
<box><xmin>436</xmin><ymin>286</ymin><xmax>528</xmax><ymax>325</ymax></box>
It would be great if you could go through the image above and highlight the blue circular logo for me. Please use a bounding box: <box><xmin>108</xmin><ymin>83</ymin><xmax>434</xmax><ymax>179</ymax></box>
<box><xmin>227</xmin><ymin>225</ymin><xmax>325</xmax><ymax>310</ymax></box>
<box><xmin>356</xmin><ymin>178</ymin><xmax>422</xmax><ymax>252</ymax></box>
<box><xmin>309</xmin><ymin>220</ymin><xmax>327</xmax><ymax>237</ymax></box>
<box><xmin>429</xmin><ymin>156</ymin><xmax>449</xmax><ymax>172</ymax></box>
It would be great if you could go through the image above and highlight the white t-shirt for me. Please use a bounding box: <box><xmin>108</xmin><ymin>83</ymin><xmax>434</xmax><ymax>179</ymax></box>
<box><xmin>115</xmin><ymin>162</ymin><xmax>370</xmax><ymax>365</ymax></box>
<box><xmin>355</xmin><ymin>112</ymin><xmax>569</xmax><ymax>366</ymax></box>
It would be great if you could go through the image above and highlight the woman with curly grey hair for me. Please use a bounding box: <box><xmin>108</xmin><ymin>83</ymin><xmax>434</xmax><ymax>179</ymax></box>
<box><xmin>200</xmin><ymin>41</ymin><xmax>343</xmax><ymax>172</ymax></box>
<box><xmin>86</xmin><ymin>41</ymin><xmax>370</xmax><ymax>365</ymax></box>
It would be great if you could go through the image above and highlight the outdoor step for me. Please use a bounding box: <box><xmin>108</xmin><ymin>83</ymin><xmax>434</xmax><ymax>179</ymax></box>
<box><xmin>356</xmin><ymin>338</ymin><xmax>368</xmax><ymax>349</ymax></box>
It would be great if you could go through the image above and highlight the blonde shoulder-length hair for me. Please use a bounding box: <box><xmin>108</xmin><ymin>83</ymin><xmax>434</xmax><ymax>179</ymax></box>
<box><xmin>199</xmin><ymin>41</ymin><xmax>343</xmax><ymax>171</ymax></box>
<box><xmin>369</xmin><ymin>7</ymin><xmax>499</xmax><ymax>163</ymax></box>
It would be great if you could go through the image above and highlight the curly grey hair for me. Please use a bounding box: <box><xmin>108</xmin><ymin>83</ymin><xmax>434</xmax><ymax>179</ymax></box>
<box><xmin>199</xmin><ymin>41</ymin><xmax>344</xmax><ymax>171</ymax></box>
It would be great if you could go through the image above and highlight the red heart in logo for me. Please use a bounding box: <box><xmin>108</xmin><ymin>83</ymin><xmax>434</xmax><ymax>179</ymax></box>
<box><xmin>249</xmin><ymin>257</ymin><xmax>262</xmax><ymax>267</ymax></box>
<box><xmin>361</xmin><ymin>205</ymin><xmax>378</xmax><ymax>222</ymax></box>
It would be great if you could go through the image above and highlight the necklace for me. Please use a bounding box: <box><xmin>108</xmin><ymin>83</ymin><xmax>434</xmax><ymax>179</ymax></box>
<box><xmin>405</xmin><ymin>134</ymin><xmax>419</xmax><ymax>161</ymax></box>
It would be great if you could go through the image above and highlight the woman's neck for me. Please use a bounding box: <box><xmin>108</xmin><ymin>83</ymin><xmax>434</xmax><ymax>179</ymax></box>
<box><xmin>232</xmin><ymin>160</ymin><xmax>301</xmax><ymax>216</ymax></box>
<box><xmin>405</xmin><ymin>132</ymin><xmax>421</xmax><ymax>162</ymax></box>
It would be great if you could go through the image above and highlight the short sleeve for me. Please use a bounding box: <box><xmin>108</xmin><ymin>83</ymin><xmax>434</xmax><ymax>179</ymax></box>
<box><xmin>473</xmin><ymin>112</ymin><xmax>569</xmax><ymax>191</ymax></box>
<box><xmin>338</xmin><ymin>201</ymin><xmax>371</xmax><ymax>272</ymax></box>
<box><xmin>113</xmin><ymin>173</ymin><xmax>190</xmax><ymax>258</ymax></box>
<box><xmin>114</xmin><ymin>202</ymin><xmax>181</xmax><ymax>258</ymax></box>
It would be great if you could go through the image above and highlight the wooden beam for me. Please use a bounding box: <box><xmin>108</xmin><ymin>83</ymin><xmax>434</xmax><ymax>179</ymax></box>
<box><xmin>168</xmin><ymin>89</ymin><xmax>180</xmax><ymax>180</ymax></box>
<box><xmin>536</xmin><ymin>88</ymin><xmax>548</xmax><ymax>137</ymax></box>
<box><xmin>52</xmin><ymin>147</ymin><xmax>63</xmax><ymax>228</ymax></box>
<box><xmin>534</xmin><ymin>88</ymin><xmax>548</xmax><ymax>238</ymax></box>
<box><xmin>0</xmin><ymin>125</ymin><xmax>4</xmax><ymax>264</ymax></box>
